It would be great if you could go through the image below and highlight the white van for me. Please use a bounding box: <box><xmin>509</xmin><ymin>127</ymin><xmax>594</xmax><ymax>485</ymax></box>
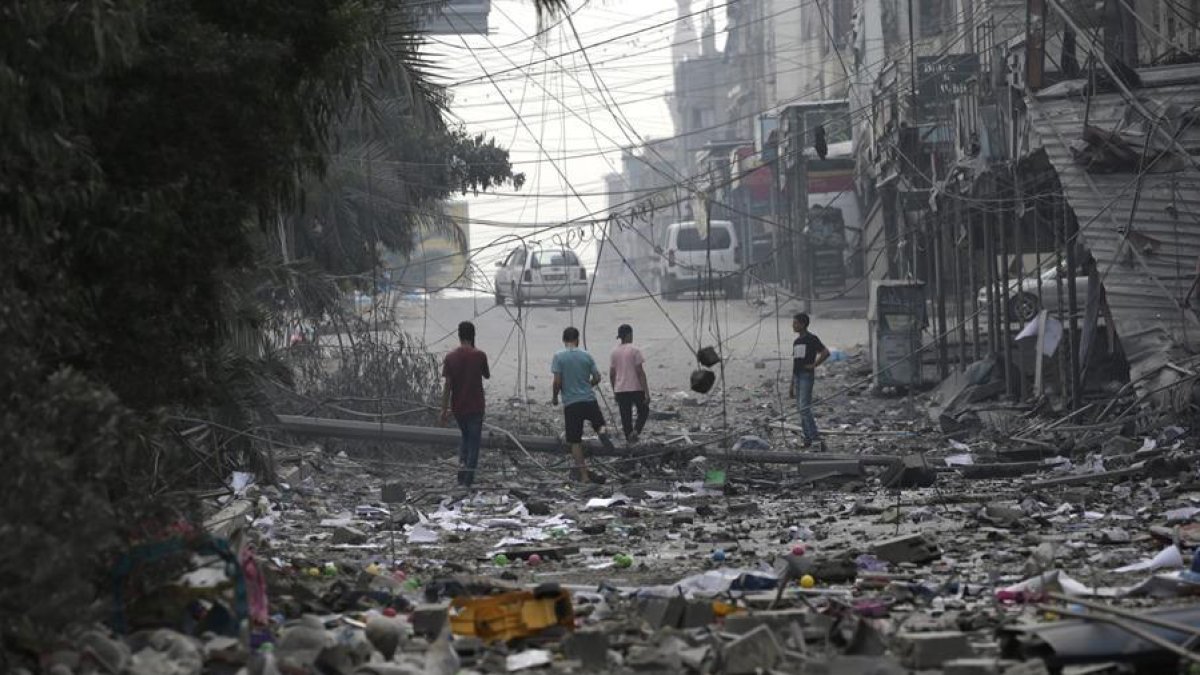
<box><xmin>494</xmin><ymin>246</ymin><xmax>588</xmax><ymax>307</ymax></box>
<box><xmin>657</xmin><ymin>220</ymin><xmax>742</xmax><ymax>300</ymax></box>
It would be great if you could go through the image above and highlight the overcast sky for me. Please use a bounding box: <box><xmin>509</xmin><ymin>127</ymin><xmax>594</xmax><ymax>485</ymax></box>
<box><xmin>429</xmin><ymin>0</ymin><xmax>727</xmax><ymax>268</ymax></box>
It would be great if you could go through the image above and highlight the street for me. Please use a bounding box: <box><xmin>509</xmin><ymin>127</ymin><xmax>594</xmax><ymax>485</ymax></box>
<box><xmin>394</xmin><ymin>288</ymin><xmax>870</xmax><ymax>432</ymax></box>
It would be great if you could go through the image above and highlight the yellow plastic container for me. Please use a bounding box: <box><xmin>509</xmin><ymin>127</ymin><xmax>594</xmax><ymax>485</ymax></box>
<box><xmin>449</xmin><ymin>586</ymin><xmax>574</xmax><ymax>643</ymax></box>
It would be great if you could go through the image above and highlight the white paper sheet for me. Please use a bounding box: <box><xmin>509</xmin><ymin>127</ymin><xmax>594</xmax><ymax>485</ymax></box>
<box><xmin>1113</xmin><ymin>544</ymin><xmax>1183</xmax><ymax>573</ymax></box>
<box><xmin>407</xmin><ymin>523</ymin><xmax>440</xmax><ymax>544</ymax></box>
<box><xmin>506</xmin><ymin>650</ymin><xmax>552</xmax><ymax>671</ymax></box>
<box><xmin>584</xmin><ymin>496</ymin><xmax>628</xmax><ymax>510</ymax></box>
<box><xmin>1016</xmin><ymin>316</ymin><xmax>1063</xmax><ymax>356</ymax></box>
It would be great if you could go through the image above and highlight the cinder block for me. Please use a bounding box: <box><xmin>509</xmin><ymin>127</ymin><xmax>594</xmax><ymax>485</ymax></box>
<box><xmin>881</xmin><ymin>454</ymin><xmax>937</xmax><ymax>488</ymax></box>
<box><xmin>897</xmin><ymin>631</ymin><xmax>974</xmax><ymax>669</ymax></box>
<box><xmin>871</xmin><ymin>533</ymin><xmax>940</xmax><ymax>565</ymax></box>
<box><xmin>409</xmin><ymin>604</ymin><xmax>448</xmax><ymax>639</ymax></box>
<box><xmin>639</xmin><ymin>596</ymin><xmax>686</xmax><ymax>629</ymax></box>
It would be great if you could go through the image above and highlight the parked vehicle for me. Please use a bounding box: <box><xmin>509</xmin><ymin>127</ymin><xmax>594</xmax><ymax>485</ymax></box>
<box><xmin>656</xmin><ymin>220</ymin><xmax>743</xmax><ymax>300</ymax></box>
<box><xmin>976</xmin><ymin>266</ymin><xmax>1091</xmax><ymax>322</ymax></box>
<box><xmin>494</xmin><ymin>246</ymin><xmax>588</xmax><ymax>307</ymax></box>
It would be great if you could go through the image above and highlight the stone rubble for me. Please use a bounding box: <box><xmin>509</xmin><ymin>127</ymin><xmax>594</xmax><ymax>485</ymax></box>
<box><xmin>25</xmin><ymin>351</ymin><xmax>1200</xmax><ymax>674</ymax></box>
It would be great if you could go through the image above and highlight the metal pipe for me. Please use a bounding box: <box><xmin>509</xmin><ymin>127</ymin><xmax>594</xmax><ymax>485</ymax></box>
<box><xmin>1045</xmin><ymin>593</ymin><xmax>1200</xmax><ymax>639</ymax></box>
<box><xmin>934</xmin><ymin>204</ymin><xmax>950</xmax><ymax>379</ymax></box>
<box><xmin>1034</xmin><ymin>605</ymin><xmax>1200</xmax><ymax>665</ymax></box>
<box><xmin>955</xmin><ymin>194</ymin><xmax>968</xmax><ymax>371</ymax></box>
<box><xmin>1012</xmin><ymin>167</ymin><xmax>1027</xmax><ymax>400</ymax></box>
<box><xmin>968</xmin><ymin>200</ymin><xmax>981</xmax><ymax>361</ymax></box>
<box><xmin>999</xmin><ymin>174</ymin><xmax>1015</xmax><ymax>398</ymax></box>
<box><xmin>984</xmin><ymin>194</ymin><xmax>998</xmax><ymax>354</ymax></box>
<box><xmin>1065</xmin><ymin>201</ymin><xmax>1083</xmax><ymax>410</ymax></box>
<box><xmin>273</xmin><ymin>415</ymin><xmax>903</xmax><ymax>467</ymax></box>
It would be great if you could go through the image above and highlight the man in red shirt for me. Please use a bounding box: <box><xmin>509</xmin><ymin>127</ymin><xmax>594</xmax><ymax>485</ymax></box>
<box><xmin>440</xmin><ymin>321</ymin><xmax>490</xmax><ymax>487</ymax></box>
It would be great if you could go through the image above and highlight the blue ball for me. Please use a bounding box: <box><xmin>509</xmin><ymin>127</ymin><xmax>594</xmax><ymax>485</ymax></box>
<box><xmin>712</xmin><ymin>549</ymin><xmax>727</xmax><ymax>562</ymax></box>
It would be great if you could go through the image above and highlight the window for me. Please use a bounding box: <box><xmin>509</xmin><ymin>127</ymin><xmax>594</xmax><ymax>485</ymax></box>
<box><xmin>919</xmin><ymin>0</ymin><xmax>952</xmax><ymax>36</ymax></box>
<box><xmin>532</xmin><ymin>250</ymin><xmax>580</xmax><ymax>267</ymax></box>
<box><xmin>676</xmin><ymin>226</ymin><xmax>733</xmax><ymax>251</ymax></box>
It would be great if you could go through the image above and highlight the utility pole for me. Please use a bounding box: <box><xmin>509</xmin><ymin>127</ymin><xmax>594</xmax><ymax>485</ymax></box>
<box><xmin>785</xmin><ymin>106</ymin><xmax>811</xmax><ymax>312</ymax></box>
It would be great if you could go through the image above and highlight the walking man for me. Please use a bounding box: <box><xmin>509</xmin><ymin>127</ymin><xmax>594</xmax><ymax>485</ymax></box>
<box><xmin>789</xmin><ymin>313</ymin><xmax>830</xmax><ymax>448</ymax></box>
<box><xmin>551</xmin><ymin>326</ymin><xmax>614</xmax><ymax>482</ymax></box>
<box><xmin>609</xmin><ymin>323</ymin><xmax>649</xmax><ymax>444</ymax></box>
<box><xmin>440</xmin><ymin>321</ymin><xmax>490</xmax><ymax>487</ymax></box>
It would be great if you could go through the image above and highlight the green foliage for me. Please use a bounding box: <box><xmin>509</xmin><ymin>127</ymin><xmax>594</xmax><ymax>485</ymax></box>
<box><xmin>0</xmin><ymin>0</ymin><xmax>434</xmax><ymax>650</ymax></box>
<box><xmin>0</xmin><ymin>0</ymin><xmax>563</xmax><ymax>650</ymax></box>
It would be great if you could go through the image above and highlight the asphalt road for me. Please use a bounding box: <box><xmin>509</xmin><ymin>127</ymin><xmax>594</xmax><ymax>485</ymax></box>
<box><xmin>394</xmin><ymin>288</ymin><xmax>871</xmax><ymax>413</ymax></box>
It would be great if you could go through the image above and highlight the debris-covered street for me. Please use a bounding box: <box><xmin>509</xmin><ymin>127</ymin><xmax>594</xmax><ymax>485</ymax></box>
<box><xmin>8</xmin><ymin>0</ymin><xmax>1200</xmax><ymax>673</ymax></box>
<box><xmin>86</xmin><ymin>290</ymin><xmax>1197</xmax><ymax>675</ymax></box>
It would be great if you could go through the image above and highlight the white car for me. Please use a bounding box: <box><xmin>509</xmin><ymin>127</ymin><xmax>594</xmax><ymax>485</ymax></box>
<box><xmin>494</xmin><ymin>246</ymin><xmax>589</xmax><ymax>307</ymax></box>
<box><xmin>976</xmin><ymin>266</ymin><xmax>1091</xmax><ymax>321</ymax></box>
<box><xmin>656</xmin><ymin>220</ymin><xmax>743</xmax><ymax>300</ymax></box>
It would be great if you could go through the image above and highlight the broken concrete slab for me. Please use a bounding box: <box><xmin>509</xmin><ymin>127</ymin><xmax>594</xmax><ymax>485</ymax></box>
<box><xmin>639</xmin><ymin>596</ymin><xmax>685</xmax><ymax>630</ymax></box>
<box><xmin>896</xmin><ymin>631</ymin><xmax>974</xmax><ymax>669</ymax></box>
<box><xmin>723</xmin><ymin>609</ymin><xmax>808</xmax><ymax>635</ymax></box>
<box><xmin>722</xmin><ymin>625</ymin><xmax>782</xmax><ymax>674</ymax></box>
<box><xmin>871</xmin><ymin>533</ymin><xmax>940</xmax><ymax>565</ymax></box>
<box><xmin>331</xmin><ymin>526</ymin><xmax>368</xmax><ymax>545</ymax></box>
<box><xmin>380</xmin><ymin>483</ymin><xmax>406</xmax><ymax>503</ymax></box>
<box><xmin>944</xmin><ymin>658</ymin><xmax>1021</xmax><ymax>675</ymax></box>
<box><xmin>409</xmin><ymin>604</ymin><xmax>448</xmax><ymax>639</ymax></box>
<box><xmin>563</xmin><ymin>631</ymin><xmax>608</xmax><ymax>671</ymax></box>
<box><xmin>681</xmin><ymin>599</ymin><xmax>714</xmax><ymax>628</ymax></box>
<box><xmin>802</xmin><ymin>655</ymin><xmax>907</xmax><ymax>675</ymax></box>
<box><xmin>880</xmin><ymin>453</ymin><xmax>937</xmax><ymax>488</ymax></box>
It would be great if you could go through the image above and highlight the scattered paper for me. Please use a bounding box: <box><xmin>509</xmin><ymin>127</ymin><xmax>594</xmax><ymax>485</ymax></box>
<box><xmin>492</xmin><ymin>537</ymin><xmax>529</xmax><ymax>549</ymax></box>
<box><xmin>1016</xmin><ymin>315</ymin><xmax>1063</xmax><ymax>356</ymax></box>
<box><xmin>1113</xmin><ymin>544</ymin><xmax>1183</xmax><ymax>573</ymax></box>
<box><xmin>407</xmin><ymin>523</ymin><xmax>441</xmax><ymax>544</ymax></box>
<box><xmin>506</xmin><ymin>650</ymin><xmax>552</xmax><ymax>671</ymax></box>
<box><xmin>230</xmin><ymin>471</ymin><xmax>255</xmax><ymax>495</ymax></box>
<box><xmin>999</xmin><ymin>570</ymin><xmax>1128</xmax><ymax>598</ymax></box>
<box><xmin>1164</xmin><ymin>506</ymin><xmax>1200</xmax><ymax>522</ymax></box>
<box><xmin>584</xmin><ymin>496</ymin><xmax>628</xmax><ymax>510</ymax></box>
<box><xmin>945</xmin><ymin>453</ymin><xmax>975</xmax><ymax>467</ymax></box>
<box><xmin>479</xmin><ymin>518</ymin><xmax>524</xmax><ymax>530</ymax></box>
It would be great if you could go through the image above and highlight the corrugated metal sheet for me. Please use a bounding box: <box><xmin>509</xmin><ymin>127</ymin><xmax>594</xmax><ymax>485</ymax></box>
<box><xmin>1026</xmin><ymin>63</ymin><xmax>1200</xmax><ymax>404</ymax></box>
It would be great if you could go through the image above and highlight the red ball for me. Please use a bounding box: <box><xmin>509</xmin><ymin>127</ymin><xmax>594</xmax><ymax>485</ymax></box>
<box><xmin>791</xmin><ymin>545</ymin><xmax>806</xmax><ymax>556</ymax></box>
<box><xmin>527</xmin><ymin>553</ymin><xmax>543</xmax><ymax>566</ymax></box>
<box><xmin>382</xmin><ymin>607</ymin><xmax>398</xmax><ymax>617</ymax></box>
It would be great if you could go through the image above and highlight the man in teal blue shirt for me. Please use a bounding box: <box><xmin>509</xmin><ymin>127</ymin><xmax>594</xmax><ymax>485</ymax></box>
<box><xmin>551</xmin><ymin>326</ymin><xmax>614</xmax><ymax>482</ymax></box>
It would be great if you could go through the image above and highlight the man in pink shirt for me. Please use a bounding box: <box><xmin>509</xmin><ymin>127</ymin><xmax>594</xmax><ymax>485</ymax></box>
<box><xmin>609</xmin><ymin>324</ymin><xmax>650</xmax><ymax>444</ymax></box>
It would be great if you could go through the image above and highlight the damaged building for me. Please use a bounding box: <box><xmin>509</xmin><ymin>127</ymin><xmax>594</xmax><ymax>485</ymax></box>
<box><xmin>852</xmin><ymin>0</ymin><xmax>1200</xmax><ymax>427</ymax></box>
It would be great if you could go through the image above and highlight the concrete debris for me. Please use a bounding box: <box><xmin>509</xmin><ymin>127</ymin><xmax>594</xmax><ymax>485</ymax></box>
<box><xmin>56</xmin><ymin>345</ymin><xmax>1200</xmax><ymax>675</ymax></box>
<box><xmin>897</xmin><ymin>631</ymin><xmax>975</xmax><ymax>669</ymax></box>
<box><xmin>722</xmin><ymin>625</ymin><xmax>782</xmax><ymax>674</ymax></box>
<box><xmin>871</xmin><ymin>532</ymin><xmax>941</xmax><ymax>564</ymax></box>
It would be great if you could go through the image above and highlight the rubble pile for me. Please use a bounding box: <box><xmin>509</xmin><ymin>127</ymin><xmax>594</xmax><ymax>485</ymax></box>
<box><xmin>25</xmin><ymin>353</ymin><xmax>1200</xmax><ymax>674</ymax></box>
